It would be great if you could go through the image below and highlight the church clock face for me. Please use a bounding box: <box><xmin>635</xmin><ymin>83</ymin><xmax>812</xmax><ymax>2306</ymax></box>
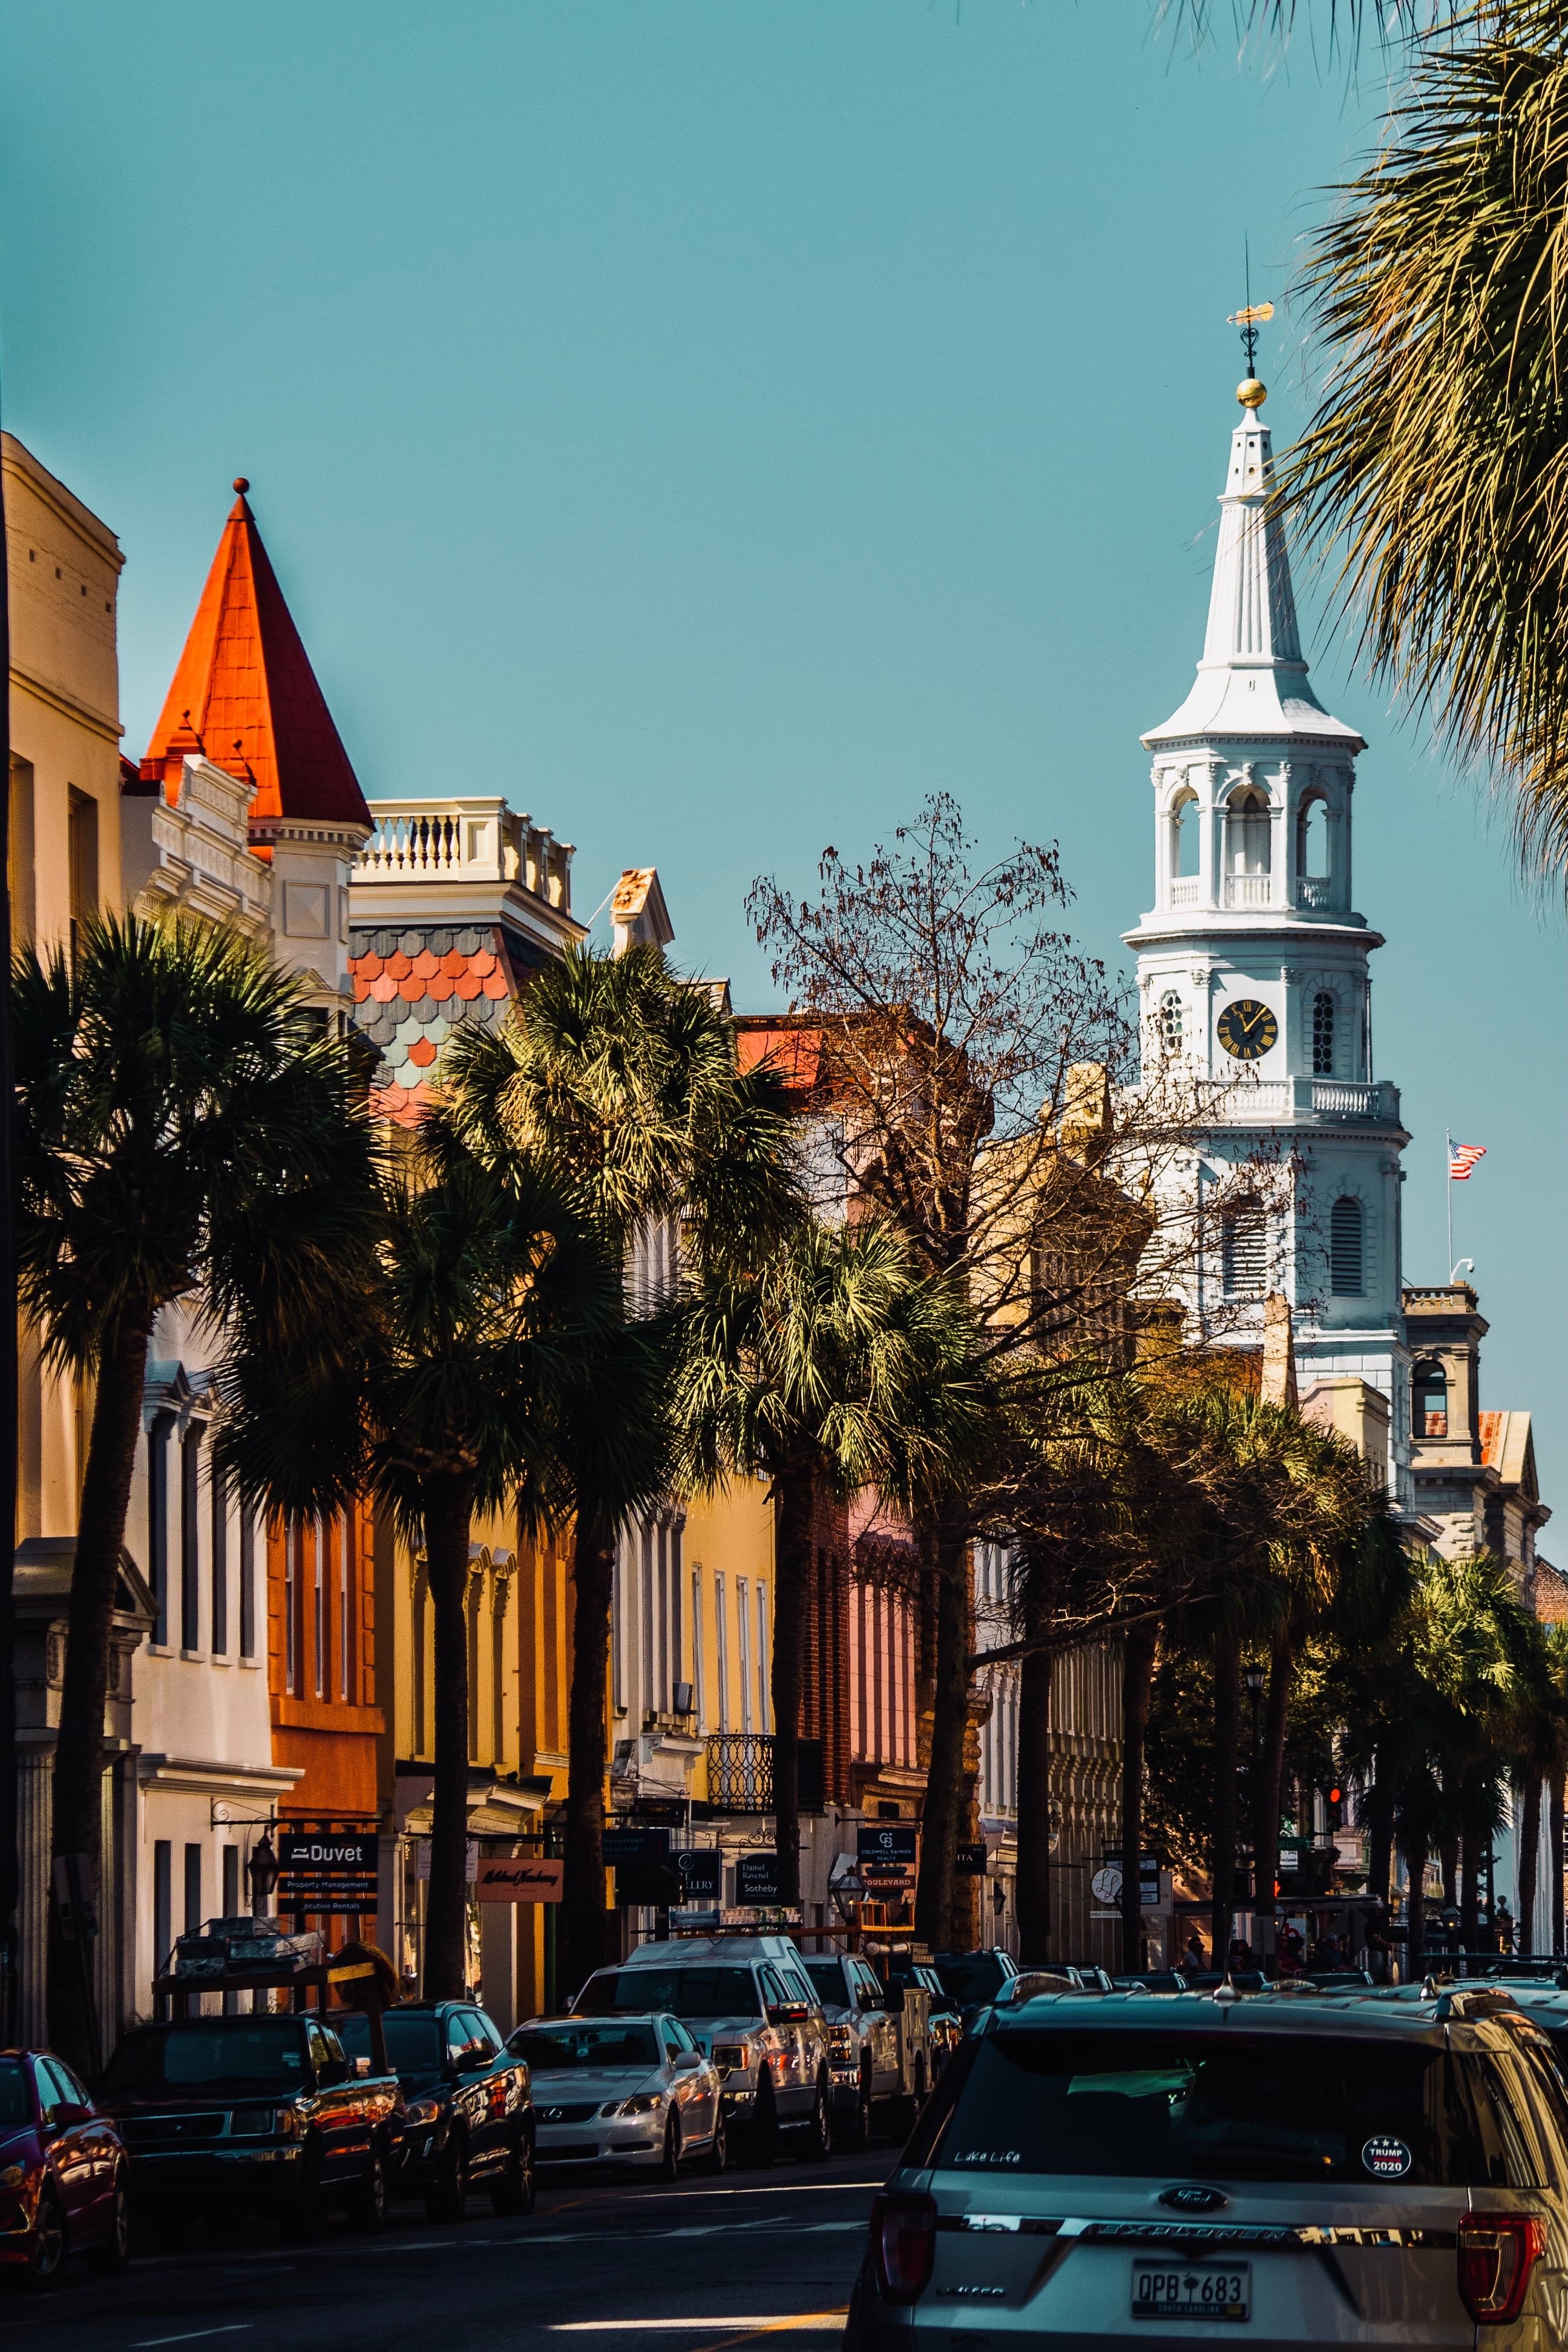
<box><xmin>1216</xmin><ymin>997</ymin><xmax>1279</xmax><ymax>1060</ymax></box>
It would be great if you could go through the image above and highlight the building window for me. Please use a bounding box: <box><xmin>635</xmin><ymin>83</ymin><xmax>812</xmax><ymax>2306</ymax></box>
<box><xmin>1171</xmin><ymin>791</ymin><xmax>1199</xmax><ymax>878</ymax></box>
<box><xmin>180</xmin><ymin>1424</ymin><xmax>202</xmax><ymax>1651</ymax></box>
<box><xmin>1221</xmin><ymin>1197</ymin><xmax>1267</xmax><ymax>1298</ymax></box>
<box><xmin>715</xmin><ymin>1572</ymin><xmax>729</xmax><ymax>1733</ymax></box>
<box><xmin>238</xmin><ymin>1512</ymin><xmax>256</xmax><ymax>1659</ymax></box>
<box><xmin>1297</xmin><ymin>793</ymin><xmax>1328</xmax><ymax>878</ymax></box>
<box><xmin>8</xmin><ymin>755</ymin><xmax>34</xmax><ymax>948</ymax></box>
<box><xmin>211</xmin><ymin>1470</ymin><xmax>228</xmax><ymax>1657</ymax></box>
<box><xmin>315</xmin><ymin>1517</ymin><xmax>328</xmax><ymax>1700</ymax></box>
<box><xmin>1312</xmin><ymin>990</ymin><xmax>1336</xmax><ymax>1076</ymax></box>
<box><xmin>1158</xmin><ymin>990</ymin><xmax>1183</xmax><ymax>1053</ymax></box>
<box><xmin>1413</xmin><ymin>1356</ymin><xmax>1448</xmax><ymax>1438</ymax></box>
<box><xmin>1330</xmin><ymin>1196</ymin><xmax>1365</xmax><ymax>1297</ymax></box>
<box><xmin>755</xmin><ymin>1582</ymin><xmax>771</xmax><ymax>1735</ymax></box>
<box><xmin>184</xmin><ymin>1843</ymin><xmax>203</xmax><ymax>1936</ymax></box>
<box><xmin>340</xmin><ymin>1516</ymin><xmax>351</xmax><ymax>1703</ymax></box>
<box><xmin>1225</xmin><ymin>786</ymin><xmax>1271</xmax><ymax>875</ymax></box>
<box><xmin>67</xmin><ymin>787</ymin><xmax>97</xmax><ymax>976</ymax></box>
<box><xmin>153</xmin><ymin>1841</ymin><xmax>172</xmax><ymax>2014</ymax></box>
<box><xmin>148</xmin><ymin>1412</ymin><xmax>173</xmax><ymax>1645</ymax></box>
<box><xmin>285</xmin><ymin>1516</ymin><xmax>300</xmax><ymax>1695</ymax></box>
<box><xmin>691</xmin><ymin>1565</ymin><xmax>706</xmax><ymax>1730</ymax></box>
<box><xmin>737</xmin><ymin>1575</ymin><xmax>753</xmax><ymax>1733</ymax></box>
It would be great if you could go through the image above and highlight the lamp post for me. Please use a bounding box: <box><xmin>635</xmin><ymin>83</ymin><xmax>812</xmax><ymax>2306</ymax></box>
<box><xmin>247</xmin><ymin>1827</ymin><xmax>280</xmax><ymax>1920</ymax></box>
<box><xmin>1242</xmin><ymin>1664</ymin><xmax>1267</xmax><ymax>1956</ymax></box>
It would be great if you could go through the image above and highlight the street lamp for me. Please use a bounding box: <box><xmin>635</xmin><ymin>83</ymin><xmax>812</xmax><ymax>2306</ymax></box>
<box><xmin>247</xmin><ymin>1827</ymin><xmax>281</xmax><ymax>1919</ymax></box>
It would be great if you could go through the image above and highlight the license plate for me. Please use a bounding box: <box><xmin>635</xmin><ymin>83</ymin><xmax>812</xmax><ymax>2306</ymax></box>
<box><xmin>1132</xmin><ymin>2261</ymin><xmax>1251</xmax><ymax>2322</ymax></box>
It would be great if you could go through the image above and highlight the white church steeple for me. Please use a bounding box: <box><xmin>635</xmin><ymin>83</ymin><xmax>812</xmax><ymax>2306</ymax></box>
<box><xmin>1125</xmin><ymin>375</ymin><xmax>1414</xmax><ymax>1506</ymax></box>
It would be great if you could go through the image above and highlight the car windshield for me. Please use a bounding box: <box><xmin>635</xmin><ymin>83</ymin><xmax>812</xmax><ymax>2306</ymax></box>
<box><xmin>804</xmin><ymin>1962</ymin><xmax>847</xmax><ymax>2005</ymax></box>
<box><xmin>103</xmin><ymin>2021</ymin><xmax>308</xmax><ymax>2093</ymax></box>
<box><xmin>577</xmin><ymin>1968</ymin><xmax>759</xmax><ymax>2022</ymax></box>
<box><xmin>335</xmin><ymin>2012</ymin><xmax>442</xmax><ymax>2071</ymax></box>
<box><xmin>934</xmin><ymin>1953</ymin><xmax>1008</xmax><ymax>2005</ymax></box>
<box><xmin>907</xmin><ymin>2028</ymin><xmax>1544</xmax><ymax>2187</ymax></box>
<box><xmin>514</xmin><ymin>2023</ymin><xmax>661</xmax><ymax>2071</ymax></box>
<box><xmin>0</xmin><ymin>2059</ymin><xmax>29</xmax><ymax>2127</ymax></box>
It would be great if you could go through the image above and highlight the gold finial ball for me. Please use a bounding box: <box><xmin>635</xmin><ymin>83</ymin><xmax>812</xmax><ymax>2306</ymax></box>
<box><xmin>1237</xmin><ymin>377</ymin><xmax>1267</xmax><ymax>410</ymax></box>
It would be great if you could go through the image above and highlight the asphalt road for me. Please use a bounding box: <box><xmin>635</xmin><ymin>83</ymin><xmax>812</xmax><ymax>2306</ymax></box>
<box><xmin>1</xmin><ymin>2144</ymin><xmax>889</xmax><ymax>2352</ymax></box>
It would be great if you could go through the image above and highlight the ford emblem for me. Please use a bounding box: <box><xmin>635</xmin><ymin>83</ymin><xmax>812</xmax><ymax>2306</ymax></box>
<box><xmin>1158</xmin><ymin>2184</ymin><xmax>1227</xmax><ymax>2212</ymax></box>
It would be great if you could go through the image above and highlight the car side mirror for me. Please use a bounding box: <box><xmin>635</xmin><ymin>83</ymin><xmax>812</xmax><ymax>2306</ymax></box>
<box><xmin>672</xmin><ymin>2050</ymin><xmax>702</xmax><ymax>2071</ymax></box>
<box><xmin>50</xmin><ymin>2101</ymin><xmax>91</xmax><ymax>2129</ymax></box>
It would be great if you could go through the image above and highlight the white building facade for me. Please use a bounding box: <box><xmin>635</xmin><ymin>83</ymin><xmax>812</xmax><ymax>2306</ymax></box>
<box><xmin>1124</xmin><ymin>389</ymin><xmax>1414</xmax><ymax>1502</ymax></box>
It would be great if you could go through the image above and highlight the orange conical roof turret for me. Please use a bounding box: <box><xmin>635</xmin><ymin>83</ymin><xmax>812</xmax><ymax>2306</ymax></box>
<box><xmin>140</xmin><ymin>478</ymin><xmax>372</xmax><ymax>832</ymax></box>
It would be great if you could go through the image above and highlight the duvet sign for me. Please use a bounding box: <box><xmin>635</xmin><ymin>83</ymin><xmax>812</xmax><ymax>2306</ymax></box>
<box><xmin>275</xmin><ymin>1833</ymin><xmax>379</xmax><ymax>1911</ymax></box>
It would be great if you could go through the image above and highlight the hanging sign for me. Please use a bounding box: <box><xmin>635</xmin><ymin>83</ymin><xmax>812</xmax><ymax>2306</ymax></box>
<box><xmin>475</xmin><ymin>1858</ymin><xmax>563</xmax><ymax>1904</ymax></box>
<box><xmin>276</xmin><ymin>1832</ymin><xmax>378</xmax><ymax>1911</ymax></box>
<box><xmin>735</xmin><ymin>1853</ymin><xmax>782</xmax><ymax>1905</ymax></box>
<box><xmin>675</xmin><ymin>1850</ymin><xmax>723</xmax><ymax>1903</ymax></box>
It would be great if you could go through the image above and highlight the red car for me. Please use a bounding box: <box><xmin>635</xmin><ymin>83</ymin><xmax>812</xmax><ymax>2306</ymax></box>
<box><xmin>0</xmin><ymin>2049</ymin><xmax>130</xmax><ymax>2285</ymax></box>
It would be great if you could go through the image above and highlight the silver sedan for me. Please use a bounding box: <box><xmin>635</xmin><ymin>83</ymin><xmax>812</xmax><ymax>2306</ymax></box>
<box><xmin>508</xmin><ymin>2013</ymin><xmax>726</xmax><ymax>2177</ymax></box>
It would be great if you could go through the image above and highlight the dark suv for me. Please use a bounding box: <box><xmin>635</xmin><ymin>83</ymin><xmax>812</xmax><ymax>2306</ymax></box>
<box><xmin>847</xmin><ymin>1983</ymin><xmax>1568</xmax><ymax>2350</ymax></box>
<box><xmin>335</xmin><ymin>2000</ymin><xmax>533</xmax><ymax>2221</ymax></box>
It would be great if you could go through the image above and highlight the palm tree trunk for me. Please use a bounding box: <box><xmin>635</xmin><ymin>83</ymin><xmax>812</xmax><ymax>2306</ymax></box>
<box><xmin>770</xmin><ymin>1464</ymin><xmax>815</xmax><ymax>1905</ymax></box>
<box><xmin>1366</xmin><ymin>1766</ymin><xmax>1395</xmax><ymax>1908</ymax></box>
<box><xmin>1210</xmin><ymin>1630</ymin><xmax>1240</xmax><ymax>1967</ymax></box>
<box><xmin>562</xmin><ymin>1506</ymin><xmax>617</xmax><ymax>2000</ymax></box>
<box><xmin>1120</xmin><ymin>1625</ymin><xmax>1156</xmax><ymax>1973</ymax></box>
<box><xmin>1015</xmin><ymin>1622</ymin><xmax>1053</xmax><ymax>1963</ymax></box>
<box><xmin>914</xmin><ymin>1513</ymin><xmax>971</xmax><ymax>1953</ymax></box>
<box><xmin>1518</xmin><ymin>1775</ymin><xmax>1542</xmax><ymax>1957</ymax></box>
<box><xmin>1551</xmin><ymin>1775</ymin><xmax>1566</xmax><ymax>1959</ymax></box>
<box><xmin>422</xmin><ymin>1471</ymin><xmax>477</xmax><ymax>2002</ymax></box>
<box><xmin>1440</xmin><ymin>1833</ymin><xmax>1458</xmax><ymax>1916</ymax></box>
<box><xmin>1251</xmin><ymin>1630</ymin><xmax>1293</xmax><ymax>1966</ymax></box>
<box><xmin>47</xmin><ymin>1311</ymin><xmax>152</xmax><ymax>2071</ymax></box>
<box><xmin>1460</xmin><ymin>1808</ymin><xmax>1481</xmax><ymax>1956</ymax></box>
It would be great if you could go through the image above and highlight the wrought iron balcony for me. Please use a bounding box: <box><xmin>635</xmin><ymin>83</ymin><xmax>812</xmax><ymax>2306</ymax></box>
<box><xmin>706</xmin><ymin>1732</ymin><xmax>774</xmax><ymax>1814</ymax></box>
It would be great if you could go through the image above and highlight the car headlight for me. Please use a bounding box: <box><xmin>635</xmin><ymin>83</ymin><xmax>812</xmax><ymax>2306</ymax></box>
<box><xmin>404</xmin><ymin>2098</ymin><xmax>442</xmax><ymax>2128</ymax></box>
<box><xmin>826</xmin><ymin>2025</ymin><xmax>856</xmax><ymax>2061</ymax></box>
<box><xmin>602</xmin><ymin>2092</ymin><xmax>663</xmax><ymax>2118</ymax></box>
<box><xmin>0</xmin><ymin>2163</ymin><xmax>25</xmax><ymax>2189</ymax></box>
<box><xmin>712</xmin><ymin>2045</ymin><xmax>747</xmax><ymax>2072</ymax></box>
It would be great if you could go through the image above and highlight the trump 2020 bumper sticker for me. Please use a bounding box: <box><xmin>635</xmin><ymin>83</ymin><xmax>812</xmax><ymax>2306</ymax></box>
<box><xmin>1362</xmin><ymin>2137</ymin><xmax>1412</xmax><ymax>2179</ymax></box>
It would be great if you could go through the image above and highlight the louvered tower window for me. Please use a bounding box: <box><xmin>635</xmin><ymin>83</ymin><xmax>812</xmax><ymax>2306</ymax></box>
<box><xmin>1330</xmin><ymin>1197</ymin><xmax>1364</xmax><ymax>1296</ymax></box>
<box><xmin>1221</xmin><ymin>1198</ymin><xmax>1267</xmax><ymax>1297</ymax></box>
<box><xmin>1158</xmin><ymin>990</ymin><xmax>1183</xmax><ymax>1052</ymax></box>
<box><xmin>1312</xmin><ymin>991</ymin><xmax>1335</xmax><ymax>1076</ymax></box>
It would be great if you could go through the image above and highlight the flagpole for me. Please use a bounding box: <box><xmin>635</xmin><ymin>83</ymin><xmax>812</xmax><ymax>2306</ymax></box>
<box><xmin>1446</xmin><ymin>1128</ymin><xmax>1454</xmax><ymax>1280</ymax></box>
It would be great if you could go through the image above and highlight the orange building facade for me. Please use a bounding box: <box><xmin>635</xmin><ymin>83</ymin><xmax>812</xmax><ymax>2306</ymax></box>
<box><xmin>265</xmin><ymin>1505</ymin><xmax>384</xmax><ymax>1822</ymax></box>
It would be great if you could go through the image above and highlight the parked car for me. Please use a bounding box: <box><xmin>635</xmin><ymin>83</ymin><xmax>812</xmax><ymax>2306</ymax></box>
<box><xmin>509</xmin><ymin>2012</ymin><xmax>724</xmax><ymax>2175</ymax></box>
<box><xmin>99</xmin><ymin>2011</ymin><xmax>400</xmax><ymax>2232</ymax></box>
<box><xmin>845</xmin><ymin>1980</ymin><xmax>1568</xmax><ymax>2351</ymax></box>
<box><xmin>930</xmin><ymin>1946</ymin><xmax>1020</xmax><ymax>2032</ymax></box>
<box><xmin>573</xmin><ymin>1933</ymin><xmax>832</xmax><ymax>2163</ymax></box>
<box><xmin>0</xmin><ymin>2049</ymin><xmax>129</xmax><ymax>2285</ymax></box>
<box><xmin>800</xmin><ymin>1950</ymin><xmax>929</xmax><ymax>2147</ymax></box>
<box><xmin>335</xmin><ymin>2000</ymin><xmax>533</xmax><ymax>2221</ymax></box>
<box><xmin>875</xmin><ymin>1958</ymin><xmax>963</xmax><ymax>2078</ymax></box>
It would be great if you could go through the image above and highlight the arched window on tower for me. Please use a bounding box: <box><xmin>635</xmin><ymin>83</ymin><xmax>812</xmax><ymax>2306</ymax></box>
<box><xmin>1171</xmin><ymin>791</ymin><xmax>1199</xmax><ymax>879</ymax></box>
<box><xmin>1225</xmin><ymin>786</ymin><xmax>1271</xmax><ymax>876</ymax></box>
<box><xmin>1412</xmin><ymin>1356</ymin><xmax>1448</xmax><ymax>1439</ymax></box>
<box><xmin>1312</xmin><ymin>990</ymin><xmax>1336</xmax><ymax>1077</ymax></box>
<box><xmin>1297</xmin><ymin>795</ymin><xmax>1329</xmax><ymax>885</ymax></box>
<box><xmin>1329</xmin><ymin>1197</ymin><xmax>1364</xmax><ymax>1297</ymax></box>
<box><xmin>1158</xmin><ymin>990</ymin><xmax>1183</xmax><ymax>1053</ymax></box>
<box><xmin>1221</xmin><ymin>1196</ymin><xmax>1267</xmax><ymax>1298</ymax></box>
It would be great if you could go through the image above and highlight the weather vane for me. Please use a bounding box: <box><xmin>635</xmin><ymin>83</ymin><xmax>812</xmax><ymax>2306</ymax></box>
<box><xmin>1227</xmin><ymin>241</ymin><xmax>1273</xmax><ymax>409</ymax></box>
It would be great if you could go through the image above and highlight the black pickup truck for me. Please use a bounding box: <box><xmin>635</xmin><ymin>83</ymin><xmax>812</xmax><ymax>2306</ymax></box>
<box><xmin>99</xmin><ymin>2010</ymin><xmax>402</xmax><ymax>2230</ymax></box>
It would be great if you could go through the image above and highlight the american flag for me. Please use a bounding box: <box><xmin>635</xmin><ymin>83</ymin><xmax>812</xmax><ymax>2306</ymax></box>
<box><xmin>1449</xmin><ymin>1143</ymin><xmax>1487</xmax><ymax>1181</ymax></box>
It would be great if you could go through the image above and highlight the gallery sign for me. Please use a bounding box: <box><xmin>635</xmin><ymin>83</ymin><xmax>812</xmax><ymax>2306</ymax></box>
<box><xmin>475</xmin><ymin>1858</ymin><xmax>563</xmax><ymax>1904</ymax></box>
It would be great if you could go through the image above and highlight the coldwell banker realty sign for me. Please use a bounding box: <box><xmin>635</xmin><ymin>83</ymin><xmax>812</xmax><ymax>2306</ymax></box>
<box><xmin>275</xmin><ymin>1833</ymin><xmax>379</xmax><ymax>1912</ymax></box>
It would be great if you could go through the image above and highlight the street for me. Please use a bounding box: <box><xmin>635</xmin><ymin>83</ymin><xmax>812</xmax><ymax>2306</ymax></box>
<box><xmin>0</xmin><ymin>2151</ymin><xmax>883</xmax><ymax>2352</ymax></box>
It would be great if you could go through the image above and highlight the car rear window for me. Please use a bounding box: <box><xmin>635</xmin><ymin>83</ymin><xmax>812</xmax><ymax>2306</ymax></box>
<box><xmin>336</xmin><ymin>2011</ymin><xmax>442</xmax><ymax>2072</ymax></box>
<box><xmin>577</xmin><ymin>1968</ymin><xmax>759</xmax><ymax>2022</ymax></box>
<box><xmin>513</xmin><ymin>2023</ymin><xmax>660</xmax><ymax>2070</ymax></box>
<box><xmin>103</xmin><ymin>2021</ymin><xmax>309</xmax><ymax>2094</ymax></box>
<box><xmin>905</xmin><ymin>2028</ymin><xmax>1544</xmax><ymax>2187</ymax></box>
<box><xmin>934</xmin><ymin>1954</ymin><xmax>1009</xmax><ymax>2006</ymax></box>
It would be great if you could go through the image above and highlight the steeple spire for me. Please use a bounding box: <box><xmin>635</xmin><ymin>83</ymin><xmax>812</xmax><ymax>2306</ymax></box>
<box><xmin>1144</xmin><ymin>395</ymin><xmax>1360</xmax><ymax>754</ymax></box>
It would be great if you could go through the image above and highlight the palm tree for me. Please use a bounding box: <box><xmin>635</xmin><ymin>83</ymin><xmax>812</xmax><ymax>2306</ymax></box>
<box><xmin>1282</xmin><ymin>4</ymin><xmax>1568</xmax><ymax>878</ymax></box>
<box><xmin>441</xmin><ymin>942</ymin><xmax>799</xmax><ymax>1992</ymax></box>
<box><xmin>217</xmin><ymin>1125</ymin><xmax>624</xmax><ymax>1999</ymax></box>
<box><xmin>14</xmin><ymin>915</ymin><xmax>376</xmax><ymax>2067</ymax></box>
<box><xmin>675</xmin><ymin>1214</ymin><xmax>985</xmax><ymax>1903</ymax></box>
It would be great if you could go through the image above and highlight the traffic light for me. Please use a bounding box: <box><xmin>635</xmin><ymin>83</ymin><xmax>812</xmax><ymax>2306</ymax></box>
<box><xmin>1324</xmin><ymin>1785</ymin><xmax>1344</xmax><ymax>1833</ymax></box>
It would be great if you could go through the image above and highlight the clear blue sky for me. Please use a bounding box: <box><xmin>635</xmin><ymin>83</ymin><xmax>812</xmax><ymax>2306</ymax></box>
<box><xmin>5</xmin><ymin>2</ymin><xmax>1563</xmax><ymax>1523</ymax></box>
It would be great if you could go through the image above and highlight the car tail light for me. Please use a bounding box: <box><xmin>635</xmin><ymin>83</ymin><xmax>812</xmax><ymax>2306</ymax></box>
<box><xmin>1458</xmin><ymin>2213</ymin><xmax>1547</xmax><ymax>2321</ymax></box>
<box><xmin>870</xmin><ymin>2192</ymin><xmax>937</xmax><ymax>2304</ymax></box>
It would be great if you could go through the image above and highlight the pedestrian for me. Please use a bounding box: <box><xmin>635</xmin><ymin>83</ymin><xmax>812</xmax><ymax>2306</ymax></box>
<box><xmin>1496</xmin><ymin>1899</ymin><xmax>1516</xmax><ymax>1954</ymax></box>
<box><xmin>1183</xmin><ymin>1931</ymin><xmax>1207</xmax><ymax>1972</ymax></box>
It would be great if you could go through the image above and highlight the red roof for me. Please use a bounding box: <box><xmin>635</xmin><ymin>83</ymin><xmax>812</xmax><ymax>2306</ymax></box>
<box><xmin>735</xmin><ymin>1016</ymin><xmax>827</xmax><ymax>1099</ymax></box>
<box><xmin>139</xmin><ymin>479</ymin><xmax>370</xmax><ymax>832</ymax></box>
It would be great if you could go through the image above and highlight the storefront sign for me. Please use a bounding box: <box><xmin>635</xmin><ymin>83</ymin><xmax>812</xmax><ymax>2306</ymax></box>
<box><xmin>603</xmin><ymin>1826</ymin><xmax>671</xmax><ymax>1863</ymax></box>
<box><xmin>276</xmin><ymin>1831</ymin><xmax>379</xmax><ymax>1911</ymax></box>
<box><xmin>675</xmin><ymin>1850</ymin><xmax>723</xmax><ymax>1902</ymax></box>
<box><xmin>955</xmin><ymin>1842</ymin><xmax>989</xmax><ymax>1876</ymax></box>
<box><xmin>735</xmin><ymin>1853</ymin><xmax>782</xmax><ymax>1905</ymax></box>
<box><xmin>858</xmin><ymin>1822</ymin><xmax>917</xmax><ymax>1868</ymax></box>
<box><xmin>475</xmin><ymin>1858</ymin><xmax>563</xmax><ymax>1903</ymax></box>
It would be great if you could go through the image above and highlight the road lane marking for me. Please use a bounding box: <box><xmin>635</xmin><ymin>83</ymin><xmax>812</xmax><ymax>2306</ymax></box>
<box><xmin>132</xmin><ymin>2331</ymin><xmax>255</xmax><ymax>2349</ymax></box>
<box><xmin>551</xmin><ymin>2319</ymin><xmax>848</xmax><ymax>2334</ymax></box>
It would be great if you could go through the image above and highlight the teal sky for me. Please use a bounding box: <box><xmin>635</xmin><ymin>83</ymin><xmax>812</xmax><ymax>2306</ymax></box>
<box><xmin>4</xmin><ymin>2</ymin><xmax>1563</xmax><ymax>1522</ymax></box>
